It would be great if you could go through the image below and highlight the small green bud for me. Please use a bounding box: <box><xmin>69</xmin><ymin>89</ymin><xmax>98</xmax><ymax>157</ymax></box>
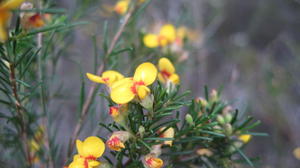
<box><xmin>140</xmin><ymin>94</ymin><xmax>154</xmax><ymax>111</ymax></box>
<box><xmin>224</xmin><ymin>123</ymin><xmax>233</xmax><ymax>136</ymax></box>
<box><xmin>185</xmin><ymin>114</ymin><xmax>194</xmax><ymax>126</ymax></box>
<box><xmin>216</xmin><ymin>115</ymin><xmax>225</xmax><ymax>125</ymax></box>
<box><xmin>138</xmin><ymin>126</ymin><xmax>145</xmax><ymax>137</ymax></box>
<box><xmin>210</xmin><ymin>89</ymin><xmax>219</xmax><ymax>102</ymax></box>
<box><xmin>224</xmin><ymin>113</ymin><xmax>233</xmax><ymax>123</ymax></box>
<box><xmin>197</xmin><ymin>97</ymin><xmax>208</xmax><ymax>107</ymax></box>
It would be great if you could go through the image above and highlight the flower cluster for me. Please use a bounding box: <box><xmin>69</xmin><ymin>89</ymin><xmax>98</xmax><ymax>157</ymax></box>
<box><xmin>87</xmin><ymin>57</ymin><xmax>179</xmax><ymax>105</ymax></box>
<box><xmin>143</xmin><ymin>24</ymin><xmax>188</xmax><ymax>49</ymax></box>
<box><xmin>67</xmin><ymin>136</ymin><xmax>105</xmax><ymax>168</ymax></box>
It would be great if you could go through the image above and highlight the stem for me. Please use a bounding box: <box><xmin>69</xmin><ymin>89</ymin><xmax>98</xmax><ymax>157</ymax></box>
<box><xmin>66</xmin><ymin>7</ymin><xmax>135</xmax><ymax>161</ymax></box>
<box><xmin>9</xmin><ymin>63</ymin><xmax>32</xmax><ymax>167</ymax></box>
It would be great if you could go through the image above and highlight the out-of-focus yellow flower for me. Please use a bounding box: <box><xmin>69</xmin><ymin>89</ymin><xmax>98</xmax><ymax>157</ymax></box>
<box><xmin>157</xmin><ymin>57</ymin><xmax>180</xmax><ymax>84</ymax></box>
<box><xmin>158</xmin><ymin>127</ymin><xmax>174</xmax><ymax>146</ymax></box>
<box><xmin>114</xmin><ymin>0</ymin><xmax>130</xmax><ymax>15</ymax></box>
<box><xmin>20</xmin><ymin>2</ymin><xmax>45</xmax><ymax>30</ymax></box>
<box><xmin>238</xmin><ymin>134</ymin><xmax>252</xmax><ymax>143</ymax></box>
<box><xmin>0</xmin><ymin>0</ymin><xmax>24</xmax><ymax>43</ymax></box>
<box><xmin>86</xmin><ymin>70</ymin><xmax>124</xmax><ymax>87</ymax></box>
<box><xmin>159</xmin><ymin>24</ymin><xmax>176</xmax><ymax>43</ymax></box>
<box><xmin>143</xmin><ymin>24</ymin><xmax>177</xmax><ymax>48</ymax></box>
<box><xmin>143</xmin><ymin>154</ymin><xmax>163</xmax><ymax>168</ymax></box>
<box><xmin>143</xmin><ymin>34</ymin><xmax>159</xmax><ymax>48</ymax></box>
<box><xmin>110</xmin><ymin>62</ymin><xmax>157</xmax><ymax>104</ymax></box>
<box><xmin>28</xmin><ymin>125</ymin><xmax>45</xmax><ymax>164</ymax></box>
<box><xmin>293</xmin><ymin>147</ymin><xmax>300</xmax><ymax>160</ymax></box>
<box><xmin>106</xmin><ymin>131</ymin><xmax>131</xmax><ymax>151</ymax></box>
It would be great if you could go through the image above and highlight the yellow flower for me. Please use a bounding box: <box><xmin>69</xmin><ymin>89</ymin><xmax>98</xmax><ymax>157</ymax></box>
<box><xmin>114</xmin><ymin>0</ymin><xmax>130</xmax><ymax>15</ymax></box>
<box><xmin>68</xmin><ymin>155</ymin><xmax>100</xmax><ymax>168</ymax></box>
<box><xmin>159</xmin><ymin>24</ymin><xmax>176</xmax><ymax>43</ymax></box>
<box><xmin>76</xmin><ymin>136</ymin><xmax>105</xmax><ymax>159</ymax></box>
<box><xmin>86</xmin><ymin>70</ymin><xmax>124</xmax><ymax>87</ymax></box>
<box><xmin>143</xmin><ymin>154</ymin><xmax>163</xmax><ymax>168</ymax></box>
<box><xmin>106</xmin><ymin>131</ymin><xmax>130</xmax><ymax>151</ymax></box>
<box><xmin>238</xmin><ymin>134</ymin><xmax>252</xmax><ymax>143</ymax></box>
<box><xmin>143</xmin><ymin>34</ymin><xmax>159</xmax><ymax>48</ymax></box>
<box><xmin>293</xmin><ymin>147</ymin><xmax>300</xmax><ymax>160</ymax></box>
<box><xmin>20</xmin><ymin>2</ymin><xmax>45</xmax><ymax>30</ymax></box>
<box><xmin>0</xmin><ymin>0</ymin><xmax>24</xmax><ymax>42</ymax></box>
<box><xmin>110</xmin><ymin>62</ymin><xmax>157</xmax><ymax>104</ymax></box>
<box><xmin>158</xmin><ymin>127</ymin><xmax>174</xmax><ymax>146</ymax></box>
<box><xmin>157</xmin><ymin>57</ymin><xmax>180</xmax><ymax>84</ymax></box>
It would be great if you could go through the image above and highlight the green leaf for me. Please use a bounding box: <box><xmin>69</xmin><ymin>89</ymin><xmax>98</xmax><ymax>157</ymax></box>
<box><xmin>236</xmin><ymin>147</ymin><xmax>254</xmax><ymax>167</ymax></box>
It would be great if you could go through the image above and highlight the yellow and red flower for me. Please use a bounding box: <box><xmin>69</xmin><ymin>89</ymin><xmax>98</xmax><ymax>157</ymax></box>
<box><xmin>86</xmin><ymin>70</ymin><xmax>124</xmax><ymax>88</ymax></box>
<box><xmin>143</xmin><ymin>24</ymin><xmax>176</xmax><ymax>48</ymax></box>
<box><xmin>67</xmin><ymin>136</ymin><xmax>105</xmax><ymax>168</ymax></box>
<box><xmin>110</xmin><ymin>62</ymin><xmax>157</xmax><ymax>104</ymax></box>
<box><xmin>106</xmin><ymin>131</ymin><xmax>131</xmax><ymax>151</ymax></box>
<box><xmin>157</xmin><ymin>57</ymin><xmax>180</xmax><ymax>84</ymax></box>
<box><xmin>20</xmin><ymin>2</ymin><xmax>45</xmax><ymax>30</ymax></box>
<box><xmin>109</xmin><ymin>104</ymin><xmax>128</xmax><ymax>124</ymax></box>
<box><xmin>158</xmin><ymin>127</ymin><xmax>175</xmax><ymax>146</ymax></box>
<box><xmin>143</xmin><ymin>154</ymin><xmax>163</xmax><ymax>168</ymax></box>
<box><xmin>0</xmin><ymin>0</ymin><xmax>25</xmax><ymax>42</ymax></box>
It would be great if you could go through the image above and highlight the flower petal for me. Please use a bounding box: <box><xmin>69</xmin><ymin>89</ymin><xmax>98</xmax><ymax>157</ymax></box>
<box><xmin>111</xmin><ymin>79</ymin><xmax>135</xmax><ymax>104</ymax></box>
<box><xmin>76</xmin><ymin>140</ymin><xmax>84</xmax><ymax>156</ymax></box>
<box><xmin>158</xmin><ymin>57</ymin><xmax>175</xmax><ymax>74</ymax></box>
<box><xmin>169</xmin><ymin>73</ymin><xmax>180</xmax><ymax>84</ymax></box>
<box><xmin>137</xmin><ymin>85</ymin><xmax>150</xmax><ymax>100</ymax></box>
<box><xmin>82</xmin><ymin>136</ymin><xmax>105</xmax><ymax>158</ymax></box>
<box><xmin>102</xmin><ymin>70</ymin><xmax>124</xmax><ymax>85</ymax></box>
<box><xmin>157</xmin><ymin>73</ymin><xmax>166</xmax><ymax>84</ymax></box>
<box><xmin>133</xmin><ymin>62</ymin><xmax>157</xmax><ymax>86</ymax></box>
<box><xmin>86</xmin><ymin>73</ymin><xmax>105</xmax><ymax>84</ymax></box>
<box><xmin>143</xmin><ymin>34</ymin><xmax>159</xmax><ymax>48</ymax></box>
<box><xmin>159</xmin><ymin>24</ymin><xmax>176</xmax><ymax>42</ymax></box>
<box><xmin>0</xmin><ymin>0</ymin><xmax>24</xmax><ymax>10</ymax></box>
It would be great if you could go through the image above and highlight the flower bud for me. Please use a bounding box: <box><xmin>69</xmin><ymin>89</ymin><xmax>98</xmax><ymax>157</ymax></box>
<box><xmin>197</xmin><ymin>97</ymin><xmax>208</xmax><ymax>107</ymax></box>
<box><xmin>196</xmin><ymin>148</ymin><xmax>213</xmax><ymax>157</ymax></box>
<box><xmin>224</xmin><ymin>123</ymin><xmax>233</xmax><ymax>136</ymax></box>
<box><xmin>143</xmin><ymin>154</ymin><xmax>164</xmax><ymax>168</ymax></box>
<box><xmin>210</xmin><ymin>89</ymin><xmax>218</xmax><ymax>102</ymax></box>
<box><xmin>224</xmin><ymin>113</ymin><xmax>233</xmax><ymax>123</ymax></box>
<box><xmin>138</xmin><ymin>126</ymin><xmax>145</xmax><ymax>137</ymax></box>
<box><xmin>106</xmin><ymin>131</ymin><xmax>131</xmax><ymax>151</ymax></box>
<box><xmin>158</xmin><ymin>127</ymin><xmax>174</xmax><ymax>146</ymax></box>
<box><xmin>140</xmin><ymin>94</ymin><xmax>154</xmax><ymax>111</ymax></box>
<box><xmin>109</xmin><ymin>104</ymin><xmax>128</xmax><ymax>124</ymax></box>
<box><xmin>216</xmin><ymin>115</ymin><xmax>225</xmax><ymax>125</ymax></box>
<box><xmin>185</xmin><ymin>114</ymin><xmax>194</xmax><ymax>126</ymax></box>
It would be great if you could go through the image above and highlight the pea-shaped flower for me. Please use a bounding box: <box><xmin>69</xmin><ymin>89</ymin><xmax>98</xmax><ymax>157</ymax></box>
<box><xmin>106</xmin><ymin>131</ymin><xmax>131</xmax><ymax>151</ymax></box>
<box><xmin>110</xmin><ymin>62</ymin><xmax>157</xmax><ymax>104</ymax></box>
<box><xmin>143</xmin><ymin>154</ymin><xmax>163</xmax><ymax>168</ymax></box>
<box><xmin>86</xmin><ymin>70</ymin><xmax>124</xmax><ymax>88</ymax></box>
<box><xmin>76</xmin><ymin>136</ymin><xmax>105</xmax><ymax>159</ymax></box>
<box><xmin>158</xmin><ymin>127</ymin><xmax>175</xmax><ymax>146</ymax></box>
<box><xmin>157</xmin><ymin>57</ymin><xmax>180</xmax><ymax>84</ymax></box>
<box><xmin>0</xmin><ymin>0</ymin><xmax>25</xmax><ymax>43</ymax></box>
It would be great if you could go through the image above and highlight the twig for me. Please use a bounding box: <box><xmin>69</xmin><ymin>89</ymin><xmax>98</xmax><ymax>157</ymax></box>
<box><xmin>66</xmin><ymin>7</ymin><xmax>134</xmax><ymax>160</ymax></box>
<box><xmin>9</xmin><ymin>63</ymin><xmax>32</xmax><ymax>167</ymax></box>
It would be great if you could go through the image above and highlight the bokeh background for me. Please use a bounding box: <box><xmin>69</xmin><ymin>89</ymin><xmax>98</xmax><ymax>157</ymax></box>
<box><xmin>7</xmin><ymin>0</ymin><xmax>300</xmax><ymax>167</ymax></box>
